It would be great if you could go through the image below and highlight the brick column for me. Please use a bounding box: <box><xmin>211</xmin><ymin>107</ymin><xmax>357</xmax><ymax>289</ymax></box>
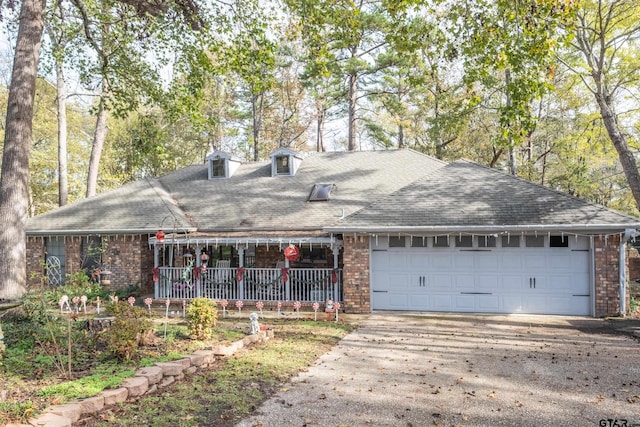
<box><xmin>26</xmin><ymin>237</ymin><xmax>46</xmax><ymax>288</ymax></box>
<box><xmin>593</xmin><ymin>234</ymin><xmax>628</xmax><ymax>317</ymax></box>
<box><xmin>342</xmin><ymin>234</ymin><xmax>370</xmax><ymax>313</ymax></box>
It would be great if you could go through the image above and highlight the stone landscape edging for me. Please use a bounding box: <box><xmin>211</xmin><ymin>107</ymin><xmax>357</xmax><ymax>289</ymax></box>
<box><xmin>5</xmin><ymin>329</ymin><xmax>274</xmax><ymax>427</ymax></box>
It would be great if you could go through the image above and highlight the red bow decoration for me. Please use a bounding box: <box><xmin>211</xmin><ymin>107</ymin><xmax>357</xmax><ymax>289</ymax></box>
<box><xmin>193</xmin><ymin>266</ymin><xmax>200</xmax><ymax>281</ymax></box>
<box><xmin>236</xmin><ymin>267</ymin><xmax>245</xmax><ymax>282</ymax></box>
<box><xmin>281</xmin><ymin>267</ymin><xmax>289</xmax><ymax>282</ymax></box>
<box><xmin>332</xmin><ymin>269</ymin><xmax>338</xmax><ymax>284</ymax></box>
<box><xmin>152</xmin><ymin>267</ymin><xmax>159</xmax><ymax>282</ymax></box>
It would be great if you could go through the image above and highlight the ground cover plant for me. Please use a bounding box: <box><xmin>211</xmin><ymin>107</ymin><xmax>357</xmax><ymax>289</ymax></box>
<box><xmin>0</xmin><ymin>287</ymin><xmax>353</xmax><ymax>426</ymax></box>
<box><xmin>79</xmin><ymin>320</ymin><xmax>353</xmax><ymax>426</ymax></box>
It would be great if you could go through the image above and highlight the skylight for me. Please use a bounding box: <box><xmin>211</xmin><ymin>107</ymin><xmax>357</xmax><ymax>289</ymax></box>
<box><xmin>308</xmin><ymin>184</ymin><xmax>335</xmax><ymax>201</ymax></box>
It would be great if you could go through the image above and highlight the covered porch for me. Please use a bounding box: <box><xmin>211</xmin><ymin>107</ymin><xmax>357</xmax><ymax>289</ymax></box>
<box><xmin>151</xmin><ymin>232</ymin><xmax>344</xmax><ymax>304</ymax></box>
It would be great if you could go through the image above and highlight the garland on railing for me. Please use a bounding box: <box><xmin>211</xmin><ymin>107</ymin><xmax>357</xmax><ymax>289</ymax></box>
<box><xmin>236</xmin><ymin>268</ymin><xmax>295</xmax><ymax>288</ymax></box>
<box><xmin>242</xmin><ymin>273</ymin><xmax>285</xmax><ymax>288</ymax></box>
<box><xmin>289</xmin><ymin>268</ymin><xmax>340</xmax><ymax>287</ymax></box>
<box><xmin>153</xmin><ymin>266</ymin><xmax>340</xmax><ymax>295</ymax></box>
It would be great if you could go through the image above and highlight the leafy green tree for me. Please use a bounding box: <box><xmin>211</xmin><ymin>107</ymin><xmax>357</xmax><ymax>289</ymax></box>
<box><xmin>386</xmin><ymin>0</ymin><xmax>577</xmax><ymax>171</ymax></box>
<box><xmin>286</xmin><ymin>0</ymin><xmax>390</xmax><ymax>151</ymax></box>
<box><xmin>0</xmin><ymin>0</ymin><xmax>205</xmax><ymax>300</ymax></box>
<box><xmin>560</xmin><ymin>0</ymin><xmax>640</xmax><ymax>211</ymax></box>
<box><xmin>224</xmin><ymin>0</ymin><xmax>277</xmax><ymax>160</ymax></box>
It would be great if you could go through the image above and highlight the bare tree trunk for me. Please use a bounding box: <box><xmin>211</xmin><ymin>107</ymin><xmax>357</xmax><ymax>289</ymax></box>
<box><xmin>56</xmin><ymin>58</ymin><xmax>69</xmax><ymax>206</ymax></box>
<box><xmin>0</xmin><ymin>0</ymin><xmax>46</xmax><ymax>300</ymax></box>
<box><xmin>570</xmin><ymin>4</ymin><xmax>640</xmax><ymax>211</ymax></box>
<box><xmin>505</xmin><ymin>70</ymin><xmax>517</xmax><ymax>175</ymax></box>
<box><xmin>347</xmin><ymin>70</ymin><xmax>357</xmax><ymax>151</ymax></box>
<box><xmin>252</xmin><ymin>91</ymin><xmax>264</xmax><ymax>161</ymax></box>
<box><xmin>398</xmin><ymin>123</ymin><xmax>404</xmax><ymax>148</ymax></box>
<box><xmin>316</xmin><ymin>103</ymin><xmax>325</xmax><ymax>152</ymax></box>
<box><xmin>597</xmin><ymin>96</ymin><xmax>640</xmax><ymax>210</ymax></box>
<box><xmin>86</xmin><ymin>80</ymin><xmax>108</xmax><ymax>198</ymax></box>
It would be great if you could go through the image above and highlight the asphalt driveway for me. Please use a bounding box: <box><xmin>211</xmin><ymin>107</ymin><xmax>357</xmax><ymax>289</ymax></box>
<box><xmin>236</xmin><ymin>313</ymin><xmax>640</xmax><ymax>427</ymax></box>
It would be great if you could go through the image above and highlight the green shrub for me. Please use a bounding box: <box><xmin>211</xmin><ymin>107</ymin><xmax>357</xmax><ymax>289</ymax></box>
<box><xmin>111</xmin><ymin>284</ymin><xmax>142</xmax><ymax>300</ymax></box>
<box><xmin>186</xmin><ymin>298</ymin><xmax>218</xmax><ymax>340</ymax></box>
<box><xmin>102</xmin><ymin>302</ymin><xmax>154</xmax><ymax>360</ymax></box>
<box><xmin>19</xmin><ymin>291</ymin><xmax>56</xmax><ymax>325</ymax></box>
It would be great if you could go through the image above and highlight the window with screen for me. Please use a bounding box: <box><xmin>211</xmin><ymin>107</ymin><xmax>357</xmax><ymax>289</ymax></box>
<box><xmin>211</xmin><ymin>158</ymin><xmax>226</xmax><ymax>177</ymax></box>
<box><xmin>276</xmin><ymin>156</ymin><xmax>290</xmax><ymax>174</ymax></box>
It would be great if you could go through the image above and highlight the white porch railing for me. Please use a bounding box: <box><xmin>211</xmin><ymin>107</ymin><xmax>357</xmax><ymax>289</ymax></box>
<box><xmin>155</xmin><ymin>267</ymin><xmax>342</xmax><ymax>303</ymax></box>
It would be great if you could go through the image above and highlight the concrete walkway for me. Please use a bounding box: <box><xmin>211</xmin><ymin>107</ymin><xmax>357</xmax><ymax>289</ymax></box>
<box><xmin>236</xmin><ymin>313</ymin><xmax>640</xmax><ymax>427</ymax></box>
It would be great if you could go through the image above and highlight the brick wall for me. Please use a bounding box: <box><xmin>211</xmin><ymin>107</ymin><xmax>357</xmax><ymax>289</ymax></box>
<box><xmin>103</xmin><ymin>235</ymin><xmax>154</xmax><ymax>293</ymax></box>
<box><xmin>254</xmin><ymin>245</ymin><xmax>336</xmax><ymax>268</ymax></box>
<box><xmin>255</xmin><ymin>246</ymin><xmax>285</xmax><ymax>267</ymax></box>
<box><xmin>26</xmin><ymin>234</ymin><xmax>154</xmax><ymax>294</ymax></box>
<box><xmin>26</xmin><ymin>237</ymin><xmax>46</xmax><ymax>289</ymax></box>
<box><xmin>594</xmin><ymin>234</ymin><xmax>630</xmax><ymax>317</ymax></box>
<box><xmin>342</xmin><ymin>234</ymin><xmax>370</xmax><ymax>313</ymax></box>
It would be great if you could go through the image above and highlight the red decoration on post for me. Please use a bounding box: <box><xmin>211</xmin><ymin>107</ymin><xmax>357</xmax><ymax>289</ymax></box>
<box><xmin>155</xmin><ymin>229</ymin><xmax>165</xmax><ymax>242</ymax></box>
<box><xmin>331</xmin><ymin>269</ymin><xmax>338</xmax><ymax>284</ymax></box>
<box><xmin>281</xmin><ymin>267</ymin><xmax>289</xmax><ymax>282</ymax></box>
<box><xmin>152</xmin><ymin>267</ymin><xmax>159</xmax><ymax>282</ymax></box>
<box><xmin>236</xmin><ymin>267</ymin><xmax>245</xmax><ymax>282</ymax></box>
<box><xmin>284</xmin><ymin>245</ymin><xmax>299</xmax><ymax>261</ymax></box>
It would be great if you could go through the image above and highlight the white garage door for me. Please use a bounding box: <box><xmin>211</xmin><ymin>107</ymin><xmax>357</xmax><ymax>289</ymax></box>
<box><xmin>371</xmin><ymin>235</ymin><xmax>592</xmax><ymax>315</ymax></box>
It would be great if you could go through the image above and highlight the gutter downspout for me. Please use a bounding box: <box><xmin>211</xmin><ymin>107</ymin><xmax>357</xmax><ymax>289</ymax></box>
<box><xmin>620</xmin><ymin>229</ymin><xmax>636</xmax><ymax>316</ymax></box>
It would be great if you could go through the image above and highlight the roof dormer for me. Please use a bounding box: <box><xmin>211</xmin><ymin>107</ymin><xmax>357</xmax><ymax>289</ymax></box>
<box><xmin>270</xmin><ymin>147</ymin><xmax>302</xmax><ymax>177</ymax></box>
<box><xmin>205</xmin><ymin>151</ymin><xmax>241</xmax><ymax>179</ymax></box>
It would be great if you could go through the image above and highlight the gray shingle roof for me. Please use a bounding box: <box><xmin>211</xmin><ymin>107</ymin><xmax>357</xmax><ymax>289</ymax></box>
<box><xmin>333</xmin><ymin>160</ymin><xmax>640</xmax><ymax>232</ymax></box>
<box><xmin>26</xmin><ymin>150</ymin><xmax>446</xmax><ymax>234</ymax></box>
<box><xmin>157</xmin><ymin>150</ymin><xmax>446</xmax><ymax>231</ymax></box>
<box><xmin>26</xmin><ymin>153</ymin><xmax>640</xmax><ymax>236</ymax></box>
<box><xmin>26</xmin><ymin>178</ymin><xmax>194</xmax><ymax>235</ymax></box>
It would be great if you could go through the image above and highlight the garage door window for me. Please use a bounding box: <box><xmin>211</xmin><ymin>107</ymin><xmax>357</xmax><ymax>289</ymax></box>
<box><xmin>433</xmin><ymin>236</ymin><xmax>450</xmax><ymax>247</ymax></box>
<box><xmin>455</xmin><ymin>235</ymin><xmax>473</xmax><ymax>247</ymax></box>
<box><xmin>501</xmin><ymin>235</ymin><xmax>520</xmax><ymax>248</ymax></box>
<box><xmin>550</xmin><ymin>235</ymin><xmax>569</xmax><ymax>247</ymax></box>
<box><xmin>410</xmin><ymin>236</ymin><xmax>428</xmax><ymax>247</ymax></box>
<box><xmin>478</xmin><ymin>235</ymin><xmax>497</xmax><ymax>247</ymax></box>
<box><xmin>525</xmin><ymin>235</ymin><xmax>545</xmax><ymax>247</ymax></box>
<box><xmin>389</xmin><ymin>236</ymin><xmax>406</xmax><ymax>247</ymax></box>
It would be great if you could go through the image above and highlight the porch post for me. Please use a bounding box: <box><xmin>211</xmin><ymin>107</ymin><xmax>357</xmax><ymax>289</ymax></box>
<box><xmin>330</xmin><ymin>242</ymin><xmax>342</xmax><ymax>302</ymax></box>
<box><xmin>238</xmin><ymin>247</ymin><xmax>245</xmax><ymax>300</ymax></box>
<box><xmin>284</xmin><ymin>258</ymin><xmax>291</xmax><ymax>301</ymax></box>
<box><xmin>195</xmin><ymin>245</ymin><xmax>201</xmax><ymax>298</ymax></box>
<box><xmin>154</xmin><ymin>243</ymin><xmax>159</xmax><ymax>299</ymax></box>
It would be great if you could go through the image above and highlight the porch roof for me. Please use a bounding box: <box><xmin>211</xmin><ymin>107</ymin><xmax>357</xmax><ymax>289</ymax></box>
<box><xmin>153</xmin><ymin>230</ymin><xmax>339</xmax><ymax>245</ymax></box>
